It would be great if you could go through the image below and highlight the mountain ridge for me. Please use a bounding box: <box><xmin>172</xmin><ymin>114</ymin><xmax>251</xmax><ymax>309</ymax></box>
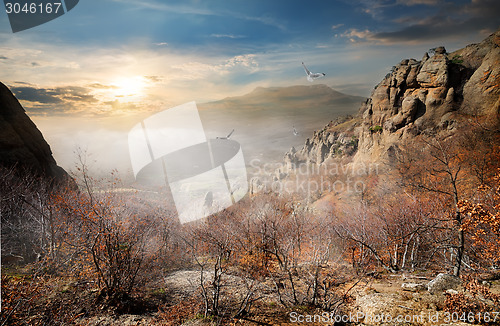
<box><xmin>201</xmin><ymin>84</ymin><xmax>365</xmax><ymax>111</ymax></box>
<box><xmin>218</xmin><ymin>84</ymin><xmax>364</xmax><ymax>101</ymax></box>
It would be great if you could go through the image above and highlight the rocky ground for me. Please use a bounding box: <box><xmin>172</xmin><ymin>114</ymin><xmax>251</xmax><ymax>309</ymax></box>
<box><xmin>68</xmin><ymin>269</ymin><xmax>500</xmax><ymax>326</ymax></box>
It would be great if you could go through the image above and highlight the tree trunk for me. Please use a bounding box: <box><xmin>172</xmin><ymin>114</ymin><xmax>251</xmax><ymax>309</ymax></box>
<box><xmin>453</xmin><ymin>227</ymin><xmax>464</xmax><ymax>277</ymax></box>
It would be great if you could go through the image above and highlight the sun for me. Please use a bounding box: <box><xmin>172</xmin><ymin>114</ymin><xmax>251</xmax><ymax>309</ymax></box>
<box><xmin>111</xmin><ymin>76</ymin><xmax>146</xmax><ymax>99</ymax></box>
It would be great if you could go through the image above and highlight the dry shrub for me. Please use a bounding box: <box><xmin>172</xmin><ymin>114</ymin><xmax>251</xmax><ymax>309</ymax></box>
<box><xmin>157</xmin><ymin>296</ymin><xmax>204</xmax><ymax>326</ymax></box>
<box><xmin>1</xmin><ymin>275</ymin><xmax>43</xmax><ymax>325</ymax></box>
<box><xmin>445</xmin><ymin>275</ymin><xmax>500</xmax><ymax>319</ymax></box>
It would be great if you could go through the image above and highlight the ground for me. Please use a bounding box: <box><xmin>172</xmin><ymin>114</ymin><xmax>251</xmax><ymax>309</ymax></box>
<box><xmin>3</xmin><ymin>266</ymin><xmax>500</xmax><ymax>325</ymax></box>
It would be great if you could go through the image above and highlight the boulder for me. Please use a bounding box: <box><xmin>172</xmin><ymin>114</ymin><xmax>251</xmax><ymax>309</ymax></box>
<box><xmin>406</xmin><ymin>64</ymin><xmax>421</xmax><ymax>88</ymax></box>
<box><xmin>395</xmin><ymin>96</ymin><xmax>419</xmax><ymax>127</ymax></box>
<box><xmin>434</xmin><ymin>46</ymin><xmax>447</xmax><ymax>55</ymax></box>
<box><xmin>463</xmin><ymin>46</ymin><xmax>500</xmax><ymax>115</ymax></box>
<box><xmin>427</xmin><ymin>273</ymin><xmax>462</xmax><ymax>294</ymax></box>
<box><xmin>401</xmin><ymin>282</ymin><xmax>426</xmax><ymax>292</ymax></box>
<box><xmin>417</xmin><ymin>49</ymin><xmax>449</xmax><ymax>88</ymax></box>
<box><xmin>249</xmin><ymin>177</ymin><xmax>264</xmax><ymax>195</ymax></box>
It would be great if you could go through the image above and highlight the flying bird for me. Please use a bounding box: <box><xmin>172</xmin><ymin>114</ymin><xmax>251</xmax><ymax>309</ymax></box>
<box><xmin>302</xmin><ymin>62</ymin><xmax>325</xmax><ymax>82</ymax></box>
<box><xmin>293</xmin><ymin>126</ymin><xmax>299</xmax><ymax>136</ymax></box>
<box><xmin>216</xmin><ymin>129</ymin><xmax>234</xmax><ymax>140</ymax></box>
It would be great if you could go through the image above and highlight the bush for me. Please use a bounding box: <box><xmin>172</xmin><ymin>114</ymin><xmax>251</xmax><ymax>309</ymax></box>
<box><xmin>369</xmin><ymin>125</ymin><xmax>383</xmax><ymax>133</ymax></box>
<box><xmin>450</xmin><ymin>54</ymin><xmax>464</xmax><ymax>65</ymax></box>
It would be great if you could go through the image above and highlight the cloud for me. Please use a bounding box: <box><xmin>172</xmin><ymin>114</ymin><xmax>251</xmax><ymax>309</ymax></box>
<box><xmin>0</xmin><ymin>35</ymin><xmax>268</xmax><ymax>110</ymax></box>
<box><xmin>11</xmin><ymin>81</ymin><xmax>33</xmax><ymax>86</ymax></box>
<box><xmin>60</xmin><ymin>86</ymin><xmax>100</xmax><ymax>103</ymax></box>
<box><xmin>11</xmin><ymin>86</ymin><xmax>63</xmax><ymax>104</ymax></box>
<box><xmin>88</xmin><ymin>82</ymin><xmax>118</xmax><ymax>90</ymax></box>
<box><xmin>340</xmin><ymin>0</ymin><xmax>500</xmax><ymax>45</ymax></box>
<box><xmin>111</xmin><ymin>0</ymin><xmax>216</xmax><ymax>16</ymax></box>
<box><xmin>331</xmin><ymin>24</ymin><xmax>344</xmax><ymax>30</ymax></box>
<box><xmin>224</xmin><ymin>54</ymin><xmax>258</xmax><ymax>69</ymax></box>
<box><xmin>210</xmin><ymin>34</ymin><xmax>245</xmax><ymax>39</ymax></box>
<box><xmin>103</xmin><ymin>99</ymin><xmax>141</xmax><ymax>113</ymax></box>
<box><xmin>171</xmin><ymin>54</ymin><xmax>259</xmax><ymax>80</ymax></box>
<box><xmin>340</xmin><ymin>28</ymin><xmax>377</xmax><ymax>43</ymax></box>
<box><xmin>9</xmin><ymin>85</ymin><xmax>101</xmax><ymax>115</ymax></box>
<box><xmin>352</xmin><ymin>0</ymin><xmax>441</xmax><ymax>19</ymax></box>
<box><xmin>350</xmin><ymin>0</ymin><xmax>394</xmax><ymax>20</ymax></box>
<box><xmin>111</xmin><ymin>0</ymin><xmax>286</xmax><ymax>30</ymax></box>
<box><xmin>153</xmin><ymin>42</ymin><xmax>168</xmax><ymax>46</ymax></box>
<box><xmin>460</xmin><ymin>0</ymin><xmax>500</xmax><ymax>20</ymax></box>
<box><xmin>144</xmin><ymin>76</ymin><xmax>163</xmax><ymax>83</ymax></box>
<box><xmin>239</xmin><ymin>13</ymin><xmax>287</xmax><ymax>31</ymax></box>
<box><xmin>396</xmin><ymin>0</ymin><xmax>442</xmax><ymax>5</ymax></box>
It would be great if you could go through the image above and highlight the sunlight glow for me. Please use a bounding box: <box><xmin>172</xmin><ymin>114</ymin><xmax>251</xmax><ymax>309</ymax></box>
<box><xmin>111</xmin><ymin>76</ymin><xmax>147</xmax><ymax>99</ymax></box>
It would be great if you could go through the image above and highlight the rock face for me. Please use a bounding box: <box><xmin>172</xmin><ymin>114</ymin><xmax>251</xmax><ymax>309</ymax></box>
<box><xmin>284</xmin><ymin>116</ymin><xmax>359</xmax><ymax>167</ymax></box>
<box><xmin>0</xmin><ymin>82</ymin><xmax>71</xmax><ymax>183</ymax></box>
<box><xmin>286</xmin><ymin>29</ymin><xmax>500</xmax><ymax>166</ymax></box>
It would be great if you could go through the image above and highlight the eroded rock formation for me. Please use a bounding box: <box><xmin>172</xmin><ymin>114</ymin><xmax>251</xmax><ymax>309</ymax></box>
<box><xmin>286</xmin><ymin>29</ymin><xmax>500</xmax><ymax>166</ymax></box>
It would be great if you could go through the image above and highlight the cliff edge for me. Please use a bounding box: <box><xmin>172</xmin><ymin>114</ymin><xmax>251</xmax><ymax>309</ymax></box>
<box><xmin>0</xmin><ymin>82</ymin><xmax>72</xmax><ymax>184</ymax></box>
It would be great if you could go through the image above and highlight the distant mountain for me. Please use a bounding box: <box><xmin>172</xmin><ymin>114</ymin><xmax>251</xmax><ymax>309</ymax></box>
<box><xmin>206</xmin><ymin>84</ymin><xmax>365</xmax><ymax>109</ymax></box>
<box><xmin>0</xmin><ymin>82</ymin><xmax>72</xmax><ymax>185</ymax></box>
<box><xmin>198</xmin><ymin>84</ymin><xmax>365</xmax><ymax>164</ymax></box>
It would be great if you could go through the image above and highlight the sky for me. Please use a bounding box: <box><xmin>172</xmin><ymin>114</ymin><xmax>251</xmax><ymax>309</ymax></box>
<box><xmin>0</xmin><ymin>0</ymin><xmax>499</xmax><ymax>172</ymax></box>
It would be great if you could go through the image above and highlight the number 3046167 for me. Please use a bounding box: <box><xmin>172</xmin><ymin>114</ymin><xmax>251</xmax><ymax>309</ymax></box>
<box><xmin>5</xmin><ymin>2</ymin><xmax>62</xmax><ymax>14</ymax></box>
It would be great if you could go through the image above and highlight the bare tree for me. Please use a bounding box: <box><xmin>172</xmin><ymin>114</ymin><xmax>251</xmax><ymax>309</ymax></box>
<box><xmin>397</xmin><ymin>136</ymin><xmax>477</xmax><ymax>276</ymax></box>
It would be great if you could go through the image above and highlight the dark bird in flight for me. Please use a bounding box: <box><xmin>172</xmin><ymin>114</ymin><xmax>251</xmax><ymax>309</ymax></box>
<box><xmin>216</xmin><ymin>129</ymin><xmax>234</xmax><ymax>139</ymax></box>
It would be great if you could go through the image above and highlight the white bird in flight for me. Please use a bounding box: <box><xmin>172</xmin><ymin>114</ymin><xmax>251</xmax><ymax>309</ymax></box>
<box><xmin>293</xmin><ymin>126</ymin><xmax>299</xmax><ymax>136</ymax></box>
<box><xmin>216</xmin><ymin>129</ymin><xmax>234</xmax><ymax>139</ymax></box>
<box><xmin>302</xmin><ymin>62</ymin><xmax>325</xmax><ymax>82</ymax></box>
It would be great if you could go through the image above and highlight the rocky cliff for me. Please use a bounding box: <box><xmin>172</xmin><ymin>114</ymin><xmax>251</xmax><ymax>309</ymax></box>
<box><xmin>286</xmin><ymin>29</ymin><xmax>500</xmax><ymax>167</ymax></box>
<box><xmin>0</xmin><ymin>82</ymin><xmax>72</xmax><ymax>184</ymax></box>
<box><xmin>284</xmin><ymin>115</ymin><xmax>360</xmax><ymax>166</ymax></box>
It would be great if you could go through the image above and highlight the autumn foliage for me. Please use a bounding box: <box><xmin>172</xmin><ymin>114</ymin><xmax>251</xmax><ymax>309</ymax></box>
<box><xmin>459</xmin><ymin>170</ymin><xmax>500</xmax><ymax>269</ymax></box>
